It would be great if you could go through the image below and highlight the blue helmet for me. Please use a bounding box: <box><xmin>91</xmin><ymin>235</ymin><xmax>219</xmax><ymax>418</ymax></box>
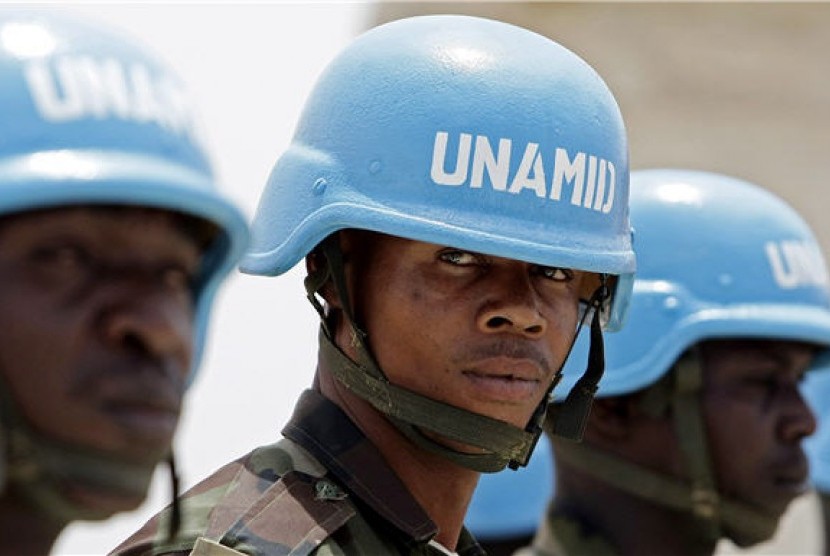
<box><xmin>0</xmin><ymin>8</ymin><xmax>249</xmax><ymax>378</ymax></box>
<box><xmin>465</xmin><ymin>436</ymin><xmax>554</xmax><ymax>541</ymax></box>
<box><xmin>241</xmin><ymin>14</ymin><xmax>634</xmax><ymax>329</ymax></box>
<box><xmin>242</xmin><ymin>14</ymin><xmax>633</xmax><ymax>472</ymax></box>
<box><xmin>552</xmin><ymin>169</ymin><xmax>830</xmax><ymax>545</ymax></box>
<box><xmin>560</xmin><ymin>169</ymin><xmax>830</xmax><ymax>395</ymax></box>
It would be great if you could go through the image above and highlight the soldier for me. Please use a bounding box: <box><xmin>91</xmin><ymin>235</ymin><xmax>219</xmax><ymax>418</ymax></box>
<box><xmin>0</xmin><ymin>9</ymin><xmax>248</xmax><ymax>555</ymax></box>
<box><xmin>114</xmin><ymin>14</ymin><xmax>634</xmax><ymax>556</ymax></box>
<box><xmin>525</xmin><ymin>169</ymin><xmax>830</xmax><ymax>555</ymax></box>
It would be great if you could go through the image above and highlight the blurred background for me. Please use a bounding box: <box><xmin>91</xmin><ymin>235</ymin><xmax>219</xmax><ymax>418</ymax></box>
<box><xmin>40</xmin><ymin>2</ymin><xmax>830</xmax><ymax>554</ymax></box>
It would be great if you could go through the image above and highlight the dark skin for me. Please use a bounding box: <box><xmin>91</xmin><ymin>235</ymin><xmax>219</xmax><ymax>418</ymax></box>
<box><xmin>312</xmin><ymin>230</ymin><xmax>592</xmax><ymax>550</ymax></box>
<box><xmin>702</xmin><ymin>340</ymin><xmax>816</xmax><ymax>546</ymax></box>
<box><xmin>0</xmin><ymin>207</ymin><xmax>203</xmax><ymax>555</ymax></box>
<box><xmin>552</xmin><ymin>339</ymin><xmax>817</xmax><ymax>556</ymax></box>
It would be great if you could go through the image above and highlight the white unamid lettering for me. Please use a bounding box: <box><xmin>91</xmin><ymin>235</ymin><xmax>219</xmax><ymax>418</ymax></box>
<box><xmin>508</xmin><ymin>142</ymin><xmax>546</xmax><ymax>197</ymax></box>
<box><xmin>430</xmin><ymin>131</ymin><xmax>617</xmax><ymax>213</ymax></box>
<box><xmin>24</xmin><ymin>55</ymin><xmax>195</xmax><ymax>136</ymax></box>
<box><xmin>430</xmin><ymin>132</ymin><xmax>471</xmax><ymax>186</ymax></box>
<box><xmin>551</xmin><ymin>149</ymin><xmax>615</xmax><ymax>213</ymax></box>
<box><xmin>470</xmin><ymin>135</ymin><xmax>510</xmax><ymax>191</ymax></box>
<box><xmin>766</xmin><ymin>240</ymin><xmax>829</xmax><ymax>289</ymax></box>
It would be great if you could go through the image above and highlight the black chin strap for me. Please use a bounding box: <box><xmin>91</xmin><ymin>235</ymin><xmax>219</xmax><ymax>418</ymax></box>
<box><xmin>317</xmin><ymin>327</ymin><xmax>536</xmax><ymax>471</ymax></box>
<box><xmin>166</xmin><ymin>453</ymin><xmax>181</xmax><ymax>542</ymax></box>
<box><xmin>546</xmin><ymin>292</ymin><xmax>607</xmax><ymax>442</ymax></box>
<box><xmin>306</xmin><ymin>235</ymin><xmax>610</xmax><ymax>472</ymax></box>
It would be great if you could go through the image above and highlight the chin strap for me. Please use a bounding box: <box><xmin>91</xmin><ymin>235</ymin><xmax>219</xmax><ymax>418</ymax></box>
<box><xmin>545</xmin><ymin>294</ymin><xmax>607</xmax><ymax>442</ymax></box>
<box><xmin>166</xmin><ymin>452</ymin><xmax>182</xmax><ymax>542</ymax></box>
<box><xmin>0</xmin><ymin>375</ymin><xmax>168</xmax><ymax>527</ymax></box>
<box><xmin>317</xmin><ymin>327</ymin><xmax>536</xmax><ymax>471</ymax></box>
<box><xmin>306</xmin><ymin>235</ymin><xmax>609</xmax><ymax>472</ymax></box>
<box><xmin>554</xmin><ymin>350</ymin><xmax>779</xmax><ymax>545</ymax></box>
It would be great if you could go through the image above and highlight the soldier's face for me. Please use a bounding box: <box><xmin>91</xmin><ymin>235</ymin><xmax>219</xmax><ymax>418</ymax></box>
<box><xmin>0</xmin><ymin>207</ymin><xmax>199</xmax><ymax>510</ymax></box>
<box><xmin>342</xmin><ymin>231</ymin><xmax>585</xmax><ymax>436</ymax></box>
<box><xmin>700</xmin><ymin>339</ymin><xmax>817</xmax><ymax>545</ymax></box>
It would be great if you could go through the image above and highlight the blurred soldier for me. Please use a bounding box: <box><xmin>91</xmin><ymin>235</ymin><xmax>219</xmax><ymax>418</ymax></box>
<box><xmin>114</xmin><ymin>14</ymin><xmax>634</xmax><ymax>556</ymax></box>
<box><xmin>465</xmin><ymin>437</ymin><xmax>554</xmax><ymax>556</ymax></box>
<box><xmin>527</xmin><ymin>169</ymin><xmax>829</xmax><ymax>555</ymax></box>
<box><xmin>0</xmin><ymin>9</ymin><xmax>248</xmax><ymax>554</ymax></box>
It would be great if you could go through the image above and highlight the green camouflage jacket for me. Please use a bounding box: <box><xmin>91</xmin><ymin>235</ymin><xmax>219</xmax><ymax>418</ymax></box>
<box><xmin>110</xmin><ymin>389</ymin><xmax>486</xmax><ymax>556</ymax></box>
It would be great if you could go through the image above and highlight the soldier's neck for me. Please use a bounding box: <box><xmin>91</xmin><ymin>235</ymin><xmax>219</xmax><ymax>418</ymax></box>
<box><xmin>0</xmin><ymin>492</ymin><xmax>63</xmax><ymax>556</ymax></box>
<box><xmin>383</xmin><ymin>433</ymin><xmax>479</xmax><ymax>550</ymax></box>
<box><xmin>552</xmin><ymin>472</ymin><xmax>717</xmax><ymax>556</ymax></box>
<box><xmin>317</xmin><ymin>368</ymin><xmax>478</xmax><ymax>551</ymax></box>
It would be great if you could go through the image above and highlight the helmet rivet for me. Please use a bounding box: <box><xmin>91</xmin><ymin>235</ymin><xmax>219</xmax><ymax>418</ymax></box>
<box><xmin>718</xmin><ymin>273</ymin><xmax>733</xmax><ymax>287</ymax></box>
<box><xmin>368</xmin><ymin>159</ymin><xmax>382</xmax><ymax>175</ymax></box>
<box><xmin>312</xmin><ymin>178</ymin><xmax>328</xmax><ymax>195</ymax></box>
<box><xmin>663</xmin><ymin>296</ymin><xmax>679</xmax><ymax>311</ymax></box>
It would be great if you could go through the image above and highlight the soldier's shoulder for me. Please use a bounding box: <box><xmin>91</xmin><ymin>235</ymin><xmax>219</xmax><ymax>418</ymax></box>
<box><xmin>109</xmin><ymin>448</ymin><xmax>261</xmax><ymax>556</ymax></box>
<box><xmin>110</xmin><ymin>439</ymin><xmax>354</xmax><ymax>556</ymax></box>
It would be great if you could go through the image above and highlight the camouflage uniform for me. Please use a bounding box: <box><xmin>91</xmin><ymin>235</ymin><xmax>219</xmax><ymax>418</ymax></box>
<box><xmin>111</xmin><ymin>390</ymin><xmax>486</xmax><ymax>556</ymax></box>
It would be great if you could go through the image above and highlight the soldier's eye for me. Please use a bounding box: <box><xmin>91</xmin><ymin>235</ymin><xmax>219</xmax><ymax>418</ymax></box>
<box><xmin>31</xmin><ymin>244</ymin><xmax>94</xmax><ymax>277</ymax></box>
<box><xmin>25</xmin><ymin>242</ymin><xmax>97</xmax><ymax>290</ymax></box>
<box><xmin>439</xmin><ymin>249</ymin><xmax>481</xmax><ymax>266</ymax></box>
<box><xmin>535</xmin><ymin>266</ymin><xmax>573</xmax><ymax>282</ymax></box>
<box><xmin>159</xmin><ymin>265</ymin><xmax>196</xmax><ymax>294</ymax></box>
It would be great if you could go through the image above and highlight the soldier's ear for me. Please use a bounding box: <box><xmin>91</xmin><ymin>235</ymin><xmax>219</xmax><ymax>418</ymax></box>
<box><xmin>305</xmin><ymin>250</ymin><xmax>341</xmax><ymax>309</ymax></box>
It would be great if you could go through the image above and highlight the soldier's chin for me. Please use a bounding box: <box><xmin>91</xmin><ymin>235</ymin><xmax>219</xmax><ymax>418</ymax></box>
<box><xmin>722</xmin><ymin>519</ymin><xmax>779</xmax><ymax>549</ymax></box>
<box><xmin>62</xmin><ymin>482</ymin><xmax>147</xmax><ymax>519</ymax></box>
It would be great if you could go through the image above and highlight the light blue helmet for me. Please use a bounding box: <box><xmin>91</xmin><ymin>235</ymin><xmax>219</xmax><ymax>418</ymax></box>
<box><xmin>552</xmin><ymin>169</ymin><xmax>830</xmax><ymax>545</ymax></box>
<box><xmin>560</xmin><ymin>169</ymin><xmax>830</xmax><ymax>395</ymax></box>
<box><xmin>241</xmin><ymin>14</ymin><xmax>634</xmax><ymax>329</ymax></box>
<box><xmin>465</xmin><ymin>435</ymin><xmax>554</xmax><ymax>541</ymax></box>
<box><xmin>243</xmin><ymin>14</ymin><xmax>633</xmax><ymax>472</ymax></box>
<box><xmin>0</xmin><ymin>9</ymin><xmax>249</xmax><ymax>377</ymax></box>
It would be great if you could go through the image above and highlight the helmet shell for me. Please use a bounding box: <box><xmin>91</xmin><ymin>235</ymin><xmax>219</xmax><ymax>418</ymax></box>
<box><xmin>0</xmin><ymin>9</ymin><xmax>249</xmax><ymax>378</ymax></box>
<box><xmin>561</xmin><ymin>169</ymin><xmax>830</xmax><ymax>395</ymax></box>
<box><xmin>242</xmin><ymin>15</ymin><xmax>634</xmax><ymax>329</ymax></box>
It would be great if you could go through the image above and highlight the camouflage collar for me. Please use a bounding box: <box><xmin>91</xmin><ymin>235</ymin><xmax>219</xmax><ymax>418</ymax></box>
<box><xmin>282</xmin><ymin>389</ymin><xmax>439</xmax><ymax>542</ymax></box>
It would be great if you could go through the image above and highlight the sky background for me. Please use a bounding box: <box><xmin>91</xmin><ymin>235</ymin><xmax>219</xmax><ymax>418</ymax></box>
<box><xmin>49</xmin><ymin>3</ymin><xmax>368</xmax><ymax>553</ymax></box>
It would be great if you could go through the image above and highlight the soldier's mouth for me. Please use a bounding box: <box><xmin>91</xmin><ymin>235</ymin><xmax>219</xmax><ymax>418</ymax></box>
<box><xmin>463</xmin><ymin>359</ymin><xmax>542</xmax><ymax>402</ymax></box>
<box><xmin>103</xmin><ymin>400</ymin><xmax>179</xmax><ymax>443</ymax></box>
